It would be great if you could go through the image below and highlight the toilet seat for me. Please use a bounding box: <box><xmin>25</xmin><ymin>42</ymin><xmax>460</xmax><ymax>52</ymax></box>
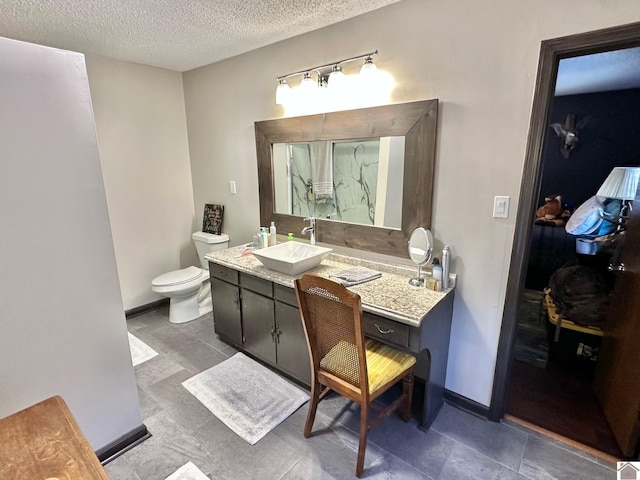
<box><xmin>152</xmin><ymin>266</ymin><xmax>204</xmax><ymax>290</ymax></box>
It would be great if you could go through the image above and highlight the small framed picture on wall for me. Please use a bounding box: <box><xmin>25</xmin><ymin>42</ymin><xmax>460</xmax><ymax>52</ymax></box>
<box><xmin>202</xmin><ymin>204</ymin><xmax>224</xmax><ymax>235</ymax></box>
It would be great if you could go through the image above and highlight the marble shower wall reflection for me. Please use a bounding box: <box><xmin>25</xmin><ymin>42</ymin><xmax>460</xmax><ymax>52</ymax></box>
<box><xmin>274</xmin><ymin>137</ymin><xmax>404</xmax><ymax>228</ymax></box>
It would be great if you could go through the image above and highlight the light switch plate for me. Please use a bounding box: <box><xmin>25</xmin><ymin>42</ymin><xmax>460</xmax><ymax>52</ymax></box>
<box><xmin>493</xmin><ymin>196</ymin><xmax>510</xmax><ymax>218</ymax></box>
<box><xmin>230</xmin><ymin>180</ymin><xmax>237</xmax><ymax>195</ymax></box>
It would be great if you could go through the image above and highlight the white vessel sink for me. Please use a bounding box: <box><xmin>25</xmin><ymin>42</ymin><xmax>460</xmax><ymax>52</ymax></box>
<box><xmin>252</xmin><ymin>241</ymin><xmax>333</xmax><ymax>275</ymax></box>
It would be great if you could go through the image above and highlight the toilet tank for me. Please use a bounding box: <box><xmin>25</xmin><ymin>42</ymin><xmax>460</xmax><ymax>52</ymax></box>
<box><xmin>192</xmin><ymin>232</ymin><xmax>229</xmax><ymax>269</ymax></box>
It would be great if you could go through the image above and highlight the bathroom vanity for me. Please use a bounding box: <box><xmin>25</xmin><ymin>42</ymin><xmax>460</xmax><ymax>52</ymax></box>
<box><xmin>206</xmin><ymin>244</ymin><xmax>455</xmax><ymax>429</ymax></box>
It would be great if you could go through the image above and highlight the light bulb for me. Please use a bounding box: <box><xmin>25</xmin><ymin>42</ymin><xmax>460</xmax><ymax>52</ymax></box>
<box><xmin>328</xmin><ymin>65</ymin><xmax>345</xmax><ymax>91</ymax></box>
<box><xmin>275</xmin><ymin>79</ymin><xmax>290</xmax><ymax>105</ymax></box>
<box><xmin>299</xmin><ymin>72</ymin><xmax>317</xmax><ymax>92</ymax></box>
<box><xmin>359</xmin><ymin>56</ymin><xmax>378</xmax><ymax>79</ymax></box>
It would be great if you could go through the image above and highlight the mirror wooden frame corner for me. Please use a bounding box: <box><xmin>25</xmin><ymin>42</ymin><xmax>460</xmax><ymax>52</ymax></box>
<box><xmin>255</xmin><ymin>99</ymin><xmax>438</xmax><ymax>258</ymax></box>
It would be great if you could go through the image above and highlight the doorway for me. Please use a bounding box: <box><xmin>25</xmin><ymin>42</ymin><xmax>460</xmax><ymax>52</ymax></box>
<box><xmin>490</xmin><ymin>21</ymin><xmax>640</xmax><ymax>458</ymax></box>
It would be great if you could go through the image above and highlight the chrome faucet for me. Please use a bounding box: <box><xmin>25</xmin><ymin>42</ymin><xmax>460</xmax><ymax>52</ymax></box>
<box><xmin>301</xmin><ymin>217</ymin><xmax>316</xmax><ymax>245</ymax></box>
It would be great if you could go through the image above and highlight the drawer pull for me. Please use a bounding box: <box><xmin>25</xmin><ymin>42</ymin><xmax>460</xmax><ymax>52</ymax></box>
<box><xmin>374</xmin><ymin>324</ymin><xmax>395</xmax><ymax>335</ymax></box>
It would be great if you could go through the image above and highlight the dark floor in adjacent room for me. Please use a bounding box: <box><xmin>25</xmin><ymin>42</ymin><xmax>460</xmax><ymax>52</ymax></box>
<box><xmin>506</xmin><ymin>359</ymin><xmax>622</xmax><ymax>459</ymax></box>
<box><xmin>507</xmin><ymin>289</ymin><xmax>622</xmax><ymax>459</ymax></box>
<box><xmin>105</xmin><ymin>305</ymin><xmax>617</xmax><ymax>479</ymax></box>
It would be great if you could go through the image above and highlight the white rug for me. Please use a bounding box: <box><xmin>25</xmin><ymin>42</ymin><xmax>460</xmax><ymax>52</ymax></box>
<box><xmin>128</xmin><ymin>332</ymin><xmax>159</xmax><ymax>366</ymax></box>
<box><xmin>182</xmin><ymin>352</ymin><xmax>309</xmax><ymax>445</ymax></box>
<box><xmin>165</xmin><ymin>461</ymin><xmax>209</xmax><ymax>480</ymax></box>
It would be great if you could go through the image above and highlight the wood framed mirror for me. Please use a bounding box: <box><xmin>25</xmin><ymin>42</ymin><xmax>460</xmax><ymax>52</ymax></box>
<box><xmin>255</xmin><ymin>99</ymin><xmax>438</xmax><ymax>258</ymax></box>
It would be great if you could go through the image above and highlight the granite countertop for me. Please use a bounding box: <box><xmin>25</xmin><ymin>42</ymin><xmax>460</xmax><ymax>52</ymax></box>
<box><xmin>205</xmin><ymin>244</ymin><xmax>455</xmax><ymax>328</ymax></box>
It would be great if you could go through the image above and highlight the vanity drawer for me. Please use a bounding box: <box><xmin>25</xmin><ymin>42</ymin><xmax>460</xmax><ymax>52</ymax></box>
<box><xmin>209</xmin><ymin>263</ymin><xmax>238</xmax><ymax>285</ymax></box>
<box><xmin>274</xmin><ymin>284</ymin><xmax>298</xmax><ymax>307</ymax></box>
<box><xmin>240</xmin><ymin>272</ymin><xmax>273</xmax><ymax>298</ymax></box>
<box><xmin>363</xmin><ymin>312</ymin><xmax>409</xmax><ymax>348</ymax></box>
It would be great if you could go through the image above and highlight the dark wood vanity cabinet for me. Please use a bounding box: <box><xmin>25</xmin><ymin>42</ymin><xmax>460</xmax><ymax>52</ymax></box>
<box><xmin>209</xmin><ymin>264</ymin><xmax>242</xmax><ymax>346</ymax></box>
<box><xmin>240</xmin><ymin>274</ymin><xmax>276</xmax><ymax>365</ymax></box>
<box><xmin>209</xmin><ymin>259</ymin><xmax>454</xmax><ymax>429</ymax></box>
<box><xmin>209</xmin><ymin>263</ymin><xmax>311</xmax><ymax>385</ymax></box>
<box><xmin>274</xmin><ymin>284</ymin><xmax>311</xmax><ymax>385</ymax></box>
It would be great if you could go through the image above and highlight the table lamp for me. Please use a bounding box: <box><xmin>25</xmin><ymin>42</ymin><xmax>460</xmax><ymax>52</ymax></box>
<box><xmin>596</xmin><ymin>166</ymin><xmax>640</xmax><ymax>230</ymax></box>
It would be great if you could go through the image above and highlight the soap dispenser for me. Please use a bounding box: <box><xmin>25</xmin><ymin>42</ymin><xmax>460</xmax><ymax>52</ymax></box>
<box><xmin>269</xmin><ymin>221</ymin><xmax>277</xmax><ymax>246</ymax></box>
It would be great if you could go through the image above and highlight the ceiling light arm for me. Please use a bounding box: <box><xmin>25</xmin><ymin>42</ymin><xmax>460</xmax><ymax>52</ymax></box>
<box><xmin>275</xmin><ymin>50</ymin><xmax>378</xmax><ymax>82</ymax></box>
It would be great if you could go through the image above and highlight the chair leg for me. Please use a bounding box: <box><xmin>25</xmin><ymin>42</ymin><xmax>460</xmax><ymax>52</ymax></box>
<box><xmin>304</xmin><ymin>380</ymin><xmax>321</xmax><ymax>438</ymax></box>
<box><xmin>400</xmin><ymin>372</ymin><xmax>414</xmax><ymax>422</ymax></box>
<box><xmin>356</xmin><ymin>403</ymin><xmax>369</xmax><ymax>478</ymax></box>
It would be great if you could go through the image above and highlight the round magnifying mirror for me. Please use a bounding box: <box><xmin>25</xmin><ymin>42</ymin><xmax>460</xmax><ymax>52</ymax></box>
<box><xmin>408</xmin><ymin>227</ymin><xmax>433</xmax><ymax>286</ymax></box>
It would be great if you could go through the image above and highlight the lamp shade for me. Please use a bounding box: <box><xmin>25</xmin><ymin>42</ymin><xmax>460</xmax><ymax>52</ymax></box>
<box><xmin>596</xmin><ymin>166</ymin><xmax>640</xmax><ymax>200</ymax></box>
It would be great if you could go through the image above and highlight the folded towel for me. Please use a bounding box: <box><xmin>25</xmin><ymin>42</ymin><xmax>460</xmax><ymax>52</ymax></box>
<box><xmin>330</xmin><ymin>266</ymin><xmax>382</xmax><ymax>287</ymax></box>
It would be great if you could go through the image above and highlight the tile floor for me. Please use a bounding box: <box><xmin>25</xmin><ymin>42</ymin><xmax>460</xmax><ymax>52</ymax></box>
<box><xmin>105</xmin><ymin>305</ymin><xmax>617</xmax><ymax>479</ymax></box>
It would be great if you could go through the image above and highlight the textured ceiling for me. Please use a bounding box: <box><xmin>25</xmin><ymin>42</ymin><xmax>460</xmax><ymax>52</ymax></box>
<box><xmin>0</xmin><ymin>0</ymin><xmax>402</xmax><ymax>72</ymax></box>
<box><xmin>555</xmin><ymin>47</ymin><xmax>640</xmax><ymax>96</ymax></box>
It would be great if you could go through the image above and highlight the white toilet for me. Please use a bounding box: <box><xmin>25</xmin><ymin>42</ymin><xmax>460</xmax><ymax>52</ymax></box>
<box><xmin>151</xmin><ymin>232</ymin><xmax>229</xmax><ymax>324</ymax></box>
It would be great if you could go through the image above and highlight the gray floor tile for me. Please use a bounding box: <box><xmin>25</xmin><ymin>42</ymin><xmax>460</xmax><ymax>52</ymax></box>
<box><xmin>119</xmin><ymin>306</ymin><xmax>618</xmax><ymax>480</ymax></box>
<box><xmin>439</xmin><ymin>443</ymin><xmax>527</xmax><ymax>480</ymax></box>
<box><xmin>281</xmin><ymin>457</ymin><xmax>339</xmax><ymax>480</ymax></box>
<box><xmin>123</xmin><ymin>411</ymin><xmax>221</xmax><ymax>480</ymax></box>
<box><xmin>431</xmin><ymin>403</ymin><xmax>527</xmax><ymax>470</ymax></box>
<box><xmin>104</xmin><ymin>454</ymin><xmax>141</xmax><ymax>480</ymax></box>
<box><xmin>368</xmin><ymin>413</ymin><xmax>455</xmax><ymax>479</ymax></box>
<box><xmin>309</xmin><ymin>392</ymin><xmax>454</xmax><ymax>479</ymax></box>
<box><xmin>133</xmin><ymin>348</ymin><xmax>184</xmax><ymax>388</ymax></box>
<box><xmin>520</xmin><ymin>435</ymin><xmax>614</xmax><ymax>480</ymax></box>
<box><xmin>192</xmin><ymin>414</ymin><xmax>300</xmax><ymax>480</ymax></box>
<box><xmin>136</xmin><ymin>384</ymin><xmax>164</xmax><ymax>420</ymax></box>
<box><xmin>164</xmin><ymin>337</ymin><xmax>229</xmax><ymax>375</ymax></box>
<box><xmin>146</xmin><ymin>369</ymin><xmax>219</xmax><ymax>435</ymax></box>
<box><xmin>126</xmin><ymin>307</ymin><xmax>168</xmax><ymax>332</ymax></box>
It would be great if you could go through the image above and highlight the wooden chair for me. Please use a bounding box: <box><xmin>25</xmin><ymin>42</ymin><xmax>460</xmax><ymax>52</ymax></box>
<box><xmin>294</xmin><ymin>274</ymin><xmax>416</xmax><ymax>477</ymax></box>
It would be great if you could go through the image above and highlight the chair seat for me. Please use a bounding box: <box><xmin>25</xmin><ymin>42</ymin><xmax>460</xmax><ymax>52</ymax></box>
<box><xmin>320</xmin><ymin>339</ymin><xmax>416</xmax><ymax>394</ymax></box>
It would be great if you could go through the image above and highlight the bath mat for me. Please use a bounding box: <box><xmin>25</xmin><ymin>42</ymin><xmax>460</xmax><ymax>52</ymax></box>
<box><xmin>182</xmin><ymin>352</ymin><xmax>309</xmax><ymax>445</ymax></box>
<box><xmin>165</xmin><ymin>461</ymin><xmax>209</xmax><ymax>480</ymax></box>
<box><xmin>128</xmin><ymin>332</ymin><xmax>159</xmax><ymax>366</ymax></box>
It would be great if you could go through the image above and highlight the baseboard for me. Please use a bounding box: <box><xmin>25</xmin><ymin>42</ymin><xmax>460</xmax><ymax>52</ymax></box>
<box><xmin>97</xmin><ymin>424</ymin><xmax>151</xmax><ymax>465</ymax></box>
<box><xmin>444</xmin><ymin>389</ymin><xmax>490</xmax><ymax>419</ymax></box>
<box><xmin>125</xmin><ymin>299</ymin><xmax>169</xmax><ymax>319</ymax></box>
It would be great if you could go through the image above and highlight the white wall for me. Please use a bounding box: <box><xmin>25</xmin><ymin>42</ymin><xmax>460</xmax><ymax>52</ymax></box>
<box><xmin>182</xmin><ymin>0</ymin><xmax>640</xmax><ymax>406</ymax></box>
<box><xmin>0</xmin><ymin>38</ymin><xmax>142</xmax><ymax>450</ymax></box>
<box><xmin>86</xmin><ymin>55</ymin><xmax>196</xmax><ymax>310</ymax></box>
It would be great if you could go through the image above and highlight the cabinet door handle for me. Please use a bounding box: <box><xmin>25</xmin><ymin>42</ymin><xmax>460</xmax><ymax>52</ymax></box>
<box><xmin>374</xmin><ymin>324</ymin><xmax>394</xmax><ymax>335</ymax></box>
<box><xmin>275</xmin><ymin>327</ymin><xmax>282</xmax><ymax>344</ymax></box>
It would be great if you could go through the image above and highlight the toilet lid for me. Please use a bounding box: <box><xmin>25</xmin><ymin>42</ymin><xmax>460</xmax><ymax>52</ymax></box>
<box><xmin>152</xmin><ymin>266</ymin><xmax>203</xmax><ymax>287</ymax></box>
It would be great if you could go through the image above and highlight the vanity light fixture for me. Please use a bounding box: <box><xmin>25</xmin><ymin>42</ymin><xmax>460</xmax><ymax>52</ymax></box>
<box><xmin>275</xmin><ymin>50</ymin><xmax>379</xmax><ymax>105</ymax></box>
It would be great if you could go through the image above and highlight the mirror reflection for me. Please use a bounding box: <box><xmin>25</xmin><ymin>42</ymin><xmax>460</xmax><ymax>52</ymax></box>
<box><xmin>255</xmin><ymin>99</ymin><xmax>438</xmax><ymax>258</ymax></box>
<box><xmin>273</xmin><ymin>137</ymin><xmax>405</xmax><ymax>228</ymax></box>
